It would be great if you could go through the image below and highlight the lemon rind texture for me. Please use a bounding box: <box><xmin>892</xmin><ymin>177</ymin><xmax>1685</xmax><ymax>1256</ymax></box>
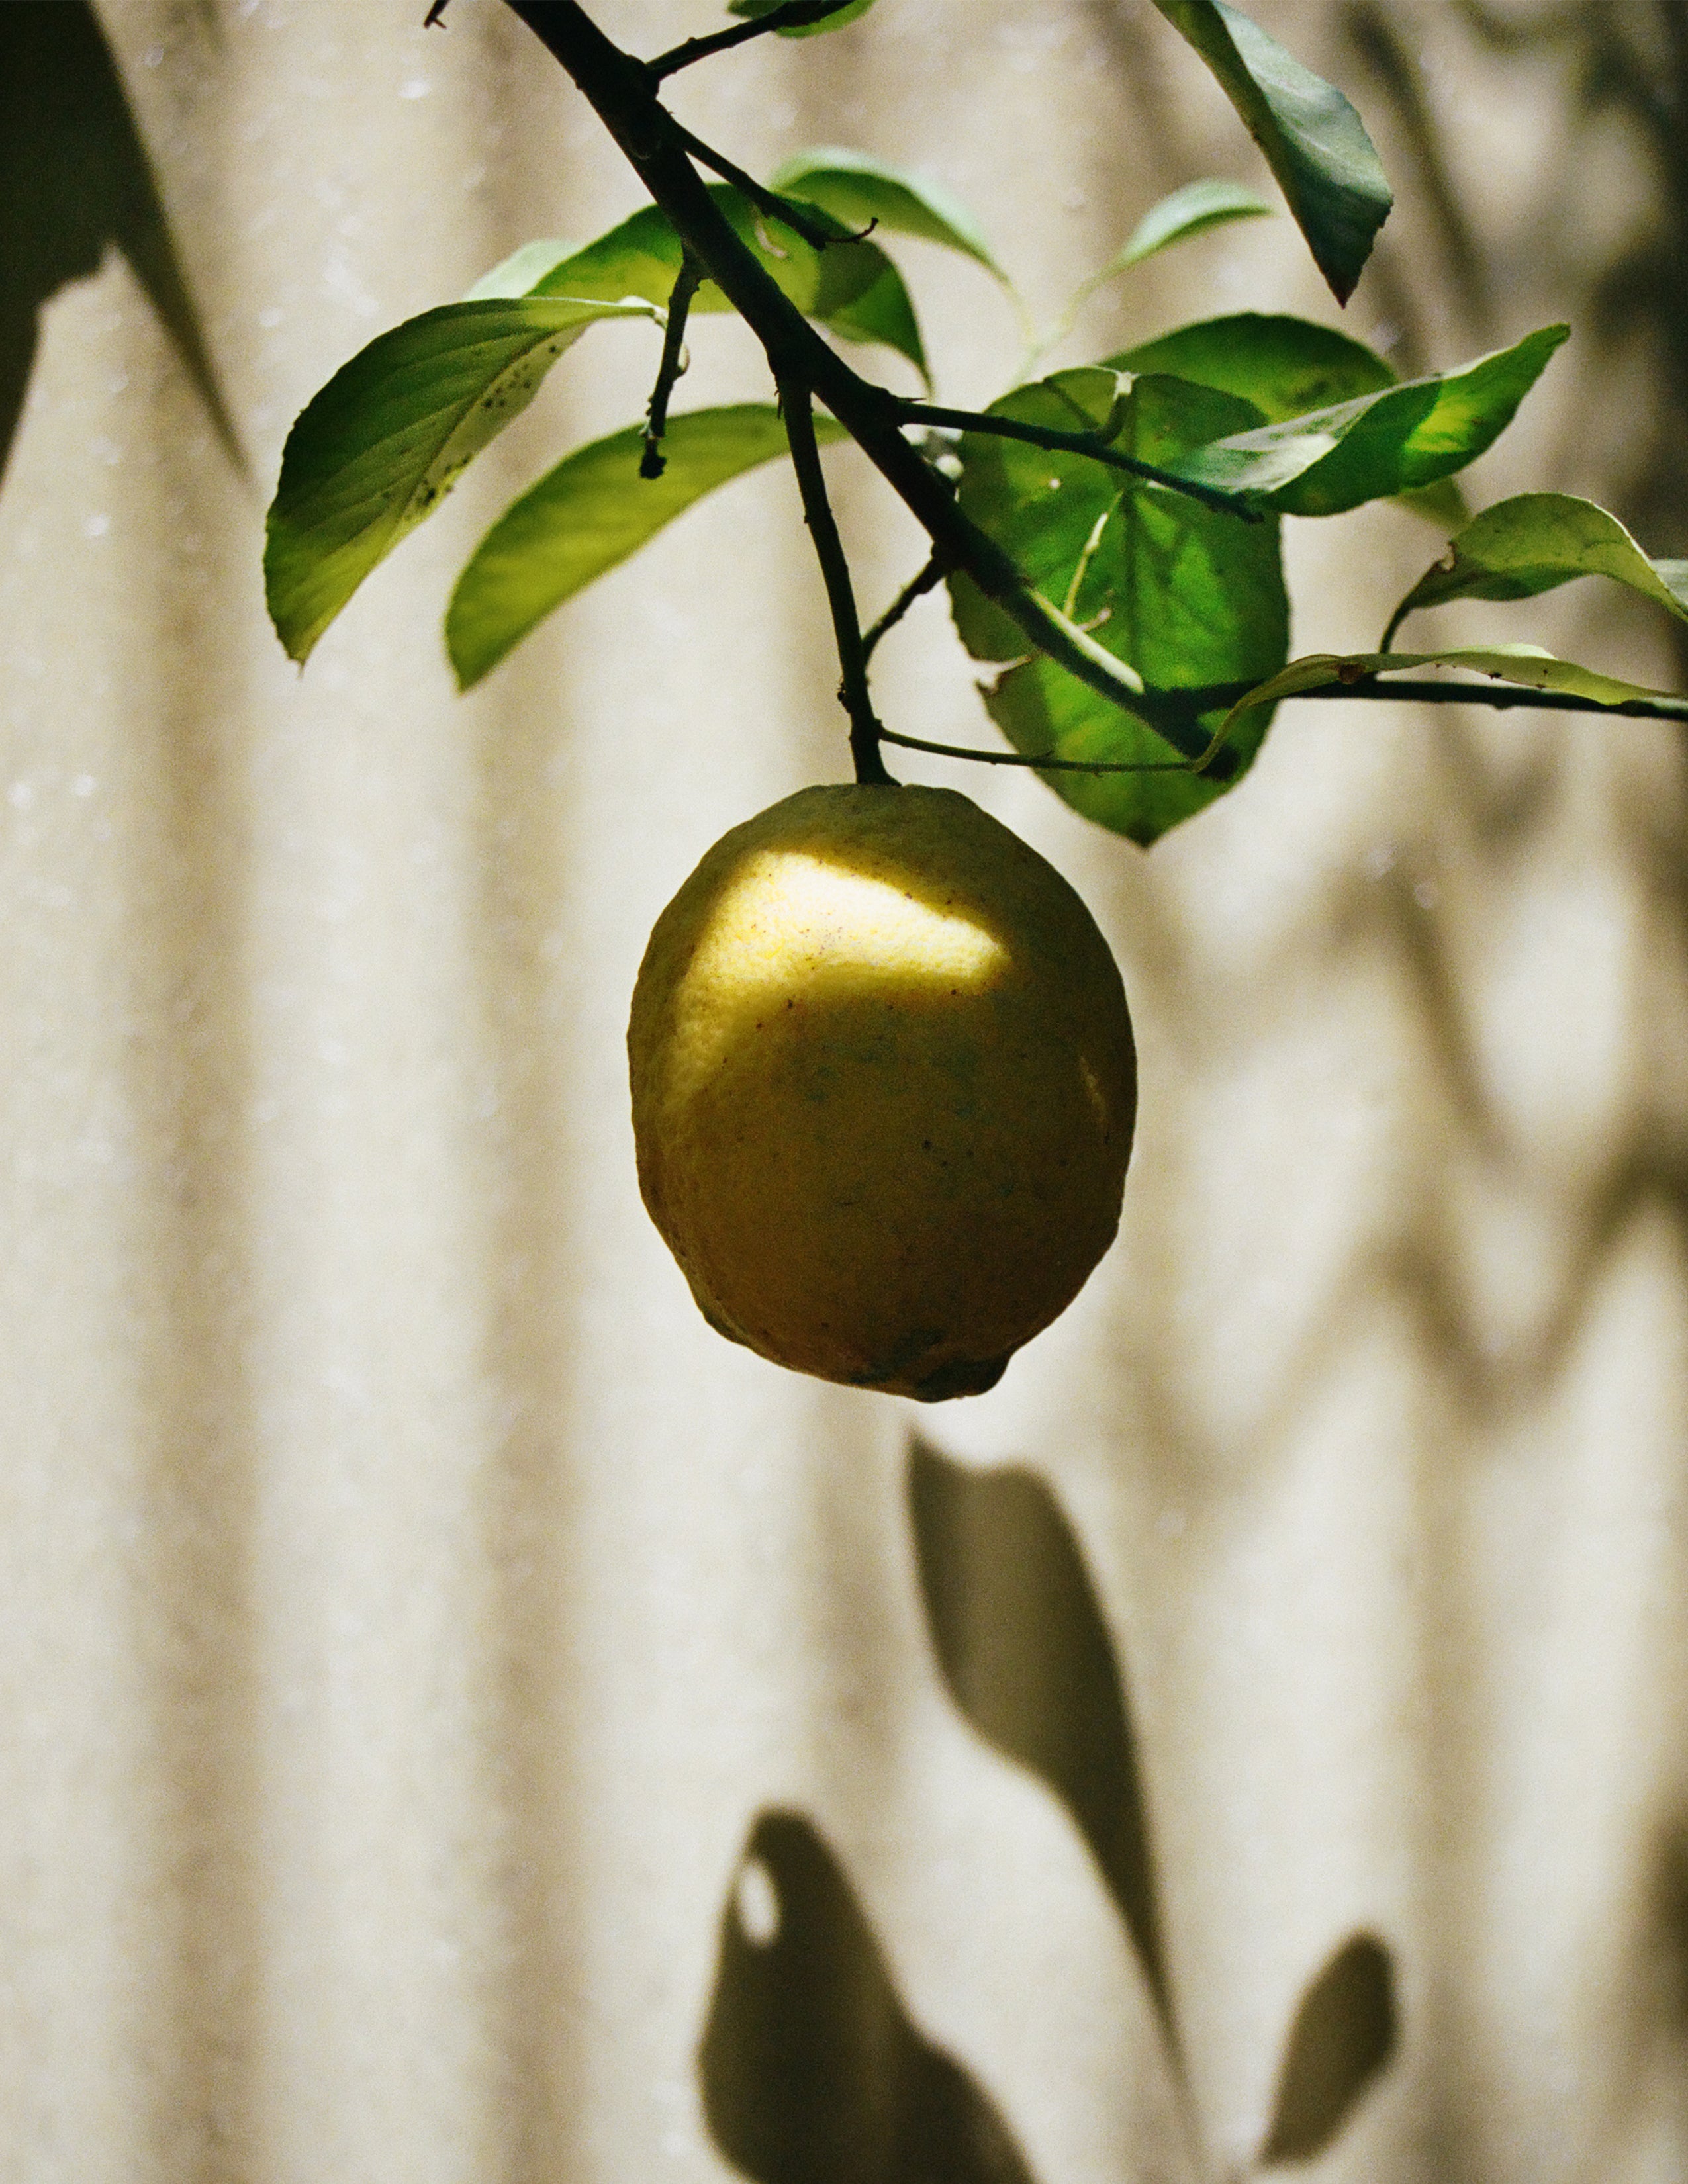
<box><xmin>628</xmin><ymin>784</ymin><xmax>1136</xmax><ymax>1400</ymax></box>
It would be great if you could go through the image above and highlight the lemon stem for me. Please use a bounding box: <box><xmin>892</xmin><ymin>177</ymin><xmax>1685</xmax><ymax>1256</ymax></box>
<box><xmin>780</xmin><ymin>372</ymin><xmax>895</xmax><ymax>786</ymax></box>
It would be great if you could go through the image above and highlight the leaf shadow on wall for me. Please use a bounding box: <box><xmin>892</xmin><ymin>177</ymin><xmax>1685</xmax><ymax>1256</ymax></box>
<box><xmin>908</xmin><ymin>1436</ymin><xmax>1399</xmax><ymax>2173</ymax></box>
<box><xmin>0</xmin><ymin>0</ymin><xmax>238</xmax><ymax>494</ymax></box>
<box><xmin>700</xmin><ymin>1809</ymin><xmax>1038</xmax><ymax>2184</ymax></box>
<box><xmin>908</xmin><ymin>1433</ymin><xmax>1179</xmax><ymax>2050</ymax></box>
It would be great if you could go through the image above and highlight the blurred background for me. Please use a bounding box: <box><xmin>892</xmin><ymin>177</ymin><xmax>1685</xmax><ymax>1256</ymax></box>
<box><xmin>3</xmin><ymin>1</ymin><xmax>1687</xmax><ymax>2179</ymax></box>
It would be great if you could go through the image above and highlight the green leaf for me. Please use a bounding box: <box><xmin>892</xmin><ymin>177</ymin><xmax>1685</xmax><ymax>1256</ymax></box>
<box><xmin>1382</xmin><ymin>492</ymin><xmax>1688</xmax><ymax>647</ymax></box>
<box><xmin>265</xmin><ymin>294</ymin><xmax>660</xmax><ymax>666</ymax></box>
<box><xmin>463</xmin><ymin>239</ymin><xmax>577</xmax><ymax>300</ymax></box>
<box><xmin>1110</xmin><ymin>313</ymin><xmax>1471</xmax><ymax>525</ymax></box>
<box><xmin>1116</xmin><ymin>177</ymin><xmax>1276</xmax><ymax>267</ymax></box>
<box><xmin>1147</xmin><ymin>0</ymin><xmax>1391</xmax><ymax>301</ymax></box>
<box><xmin>1111</xmin><ymin>312</ymin><xmax>1395</xmax><ymax>418</ymax></box>
<box><xmin>524</xmin><ymin>183</ymin><xmax>925</xmax><ymax>378</ymax></box>
<box><xmin>767</xmin><ymin>146</ymin><xmax>1008</xmax><ymax>281</ymax></box>
<box><xmin>1118</xmin><ymin>310</ymin><xmax>1476</xmax><ymax>522</ymax></box>
<box><xmin>727</xmin><ymin>0</ymin><xmax>878</xmax><ymax>34</ymax></box>
<box><xmin>949</xmin><ymin>366</ymin><xmax>1289</xmax><ymax>845</ymax></box>
<box><xmin>1166</xmin><ymin>324</ymin><xmax>1568</xmax><ymax>516</ymax></box>
<box><xmin>1395</xmin><ymin>477</ymin><xmax>1472</xmax><ymax>529</ymax></box>
<box><xmin>1220</xmin><ymin>644</ymin><xmax>1688</xmax><ymax>743</ymax></box>
<box><xmin>447</xmin><ymin>404</ymin><xmax>847</xmax><ymax>689</ymax></box>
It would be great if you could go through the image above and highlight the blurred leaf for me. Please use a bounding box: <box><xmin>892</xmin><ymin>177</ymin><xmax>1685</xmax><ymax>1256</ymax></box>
<box><xmin>264</xmin><ymin>295</ymin><xmax>659</xmax><ymax>665</ymax></box>
<box><xmin>769</xmin><ymin>146</ymin><xmax>1009</xmax><ymax>281</ymax></box>
<box><xmin>1260</xmin><ymin>1933</ymin><xmax>1397</xmax><ymax>2165</ymax></box>
<box><xmin>948</xmin><ymin>365</ymin><xmax>1288</xmax><ymax>844</ymax></box>
<box><xmin>1116</xmin><ymin>177</ymin><xmax>1276</xmax><ymax>267</ymax></box>
<box><xmin>522</xmin><ymin>183</ymin><xmax>925</xmax><ymax>377</ymax></box>
<box><xmin>700</xmin><ymin>1809</ymin><xmax>1036</xmax><ymax>2184</ymax></box>
<box><xmin>1382</xmin><ymin>490</ymin><xmax>1688</xmax><ymax>646</ymax></box>
<box><xmin>1165</xmin><ymin>324</ymin><xmax>1568</xmax><ymax>516</ymax></box>
<box><xmin>1221</xmin><ymin>643</ymin><xmax>1688</xmax><ymax>744</ymax></box>
<box><xmin>1394</xmin><ymin>476</ymin><xmax>1472</xmax><ymax>529</ymax></box>
<box><xmin>908</xmin><ymin>1441</ymin><xmax>1179</xmax><ymax>2048</ymax></box>
<box><xmin>1148</xmin><ymin>0</ymin><xmax>1391</xmax><ymax>301</ymax></box>
<box><xmin>447</xmin><ymin>403</ymin><xmax>847</xmax><ymax>688</ymax></box>
<box><xmin>727</xmin><ymin>0</ymin><xmax>880</xmax><ymax>33</ymax></box>
<box><xmin>463</xmin><ymin>238</ymin><xmax>577</xmax><ymax>299</ymax></box>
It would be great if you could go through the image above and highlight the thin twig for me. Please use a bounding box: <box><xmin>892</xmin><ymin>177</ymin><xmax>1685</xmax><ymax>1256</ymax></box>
<box><xmin>780</xmin><ymin>377</ymin><xmax>894</xmax><ymax>786</ymax></box>
<box><xmin>894</xmin><ymin>399</ymin><xmax>1262</xmax><ymax>522</ymax></box>
<box><xmin>641</xmin><ymin>251</ymin><xmax>704</xmax><ymax>478</ymax></box>
<box><xmin>647</xmin><ymin>0</ymin><xmax>865</xmax><ymax>81</ymax></box>
<box><xmin>669</xmin><ymin>122</ymin><xmax>840</xmax><ymax>251</ymax></box>
<box><xmin>424</xmin><ymin>0</ymin><xmax>450</xmax><ymax>22</ymax></box>
<box><xmin>888</xmin><ymin>670</ymin><xmax>1688</xmax><ymax>780</ymax></box>
<box><xmin>1289</xmin><ymin>675</ymin><xmax>1688</xmax><ymax>719</ymax></box>
<box><xmin>880</xmin><ymin>728</ymin><xmax>1190</xmax><ymax>774</ymax></box>
<box><xmin>863</xmin><ymin>556</ymin><xmax>947</xmax><ymax>664</ymax></box>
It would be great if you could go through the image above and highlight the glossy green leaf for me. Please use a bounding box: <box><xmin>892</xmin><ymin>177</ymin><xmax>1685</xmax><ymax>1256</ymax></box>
<box><xmin>522</xmin><ymin>183</ymin><xmax>925</xmax><ymax>378</ymax></box>
<box><xmin>1111</xmin><ymin>314</ymin><xmax>1472</xmax><ymax>526</ymax></box>
<box><xmin>447</xmin><ymin>404</ymin><xmax>847</xmax><ymax>689</ymax></box>
<box><xmin>767</xmin><ymin>146</ymin><xmax>1008</xmax><ymax>281</ymax></box>
<box><xmin>949</xmin><ymin>365</ymin><xmax>1289</xmax><ymax>844</ymax></box>
<box><xmin>1111</xmin><ymin>312</ymin><xmax>1395</xmax><ymax>418</ymax></box>
<box><xmin>1382</xmin><ymin>492</ymin><xmax>1688</xmax><ymax>647</ymax></box>
<box><xmin>1166</xmin><ymin>324</ymin><xmax>1568</xmax><ymax>516</ymax></box>
<box><xmin>1117</xmin><ymin>177</ymin><xmax>1276</xmax><ymax>267</ymax></box>
<box><xmin>265</xmin><ymin>294</ymin><xmax>660</xmax><ymax>666</ymax></box>
<box><xmin>726</xmin><ymin>0</ymin><xmax>878</xmax><ymax>36</ymax></box>
<box><xmin>1220</xmin><ymin>644</ymin><xmax>1688</xmax><ymax>744</ymax></box>
<box><xmin>1148</xmin><ymin>0</ymin><xmax>1391</xmax><ymax>300</ymax></box>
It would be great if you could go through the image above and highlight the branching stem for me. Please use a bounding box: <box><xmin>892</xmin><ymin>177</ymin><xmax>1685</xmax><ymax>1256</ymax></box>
<box><xmin>497</xmin><ymin>0</ymin><xmax>1688</xmax><ymax>780</ymax></box>
<box><xmin>499</xmin><ymin>0</ymin><xmax>1222</xmax><ymax>768</ymax></box>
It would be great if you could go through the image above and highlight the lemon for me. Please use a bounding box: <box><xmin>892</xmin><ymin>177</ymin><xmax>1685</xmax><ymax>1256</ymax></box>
<box><xmin>627</xmin><ymin>783</ymin><xmax>1136</xmax><ymax>1400</ymax></box>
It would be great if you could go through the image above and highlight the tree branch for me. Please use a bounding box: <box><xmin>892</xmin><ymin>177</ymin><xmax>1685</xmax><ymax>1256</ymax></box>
<box><xmin>497</xmin><ymin>0</ymin><xmax>1225</xmax><ymax>770</ymax></box>
<box><xmin>647</xmin><ymin>0</ymin><xmax>866</xmax><ymax>81</ymax></box>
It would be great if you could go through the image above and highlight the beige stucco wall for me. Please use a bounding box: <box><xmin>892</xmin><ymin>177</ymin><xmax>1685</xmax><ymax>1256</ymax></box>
<box><xmin>3</xmin><ymin>2</ymin><xmax>1687</xmax><ymax>2180</ymax></box>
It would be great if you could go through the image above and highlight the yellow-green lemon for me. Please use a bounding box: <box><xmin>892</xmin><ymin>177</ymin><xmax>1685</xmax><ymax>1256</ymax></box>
<box><xmin>627</xmin><ymin>784</ymin><xmax>1136</xmax><ymax>1400</ymax></box>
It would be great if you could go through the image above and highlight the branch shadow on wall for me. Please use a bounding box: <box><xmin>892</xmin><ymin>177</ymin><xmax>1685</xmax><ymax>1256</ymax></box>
<box><xmin>700</xmin><ymin>1807</ymin><xmax>1038</xmax><ymax>2184</ymax></box>
<box><xmin>0</xmin><ymin>0</ymin><xmax>238</xmax><ymax>494</ymax></box>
